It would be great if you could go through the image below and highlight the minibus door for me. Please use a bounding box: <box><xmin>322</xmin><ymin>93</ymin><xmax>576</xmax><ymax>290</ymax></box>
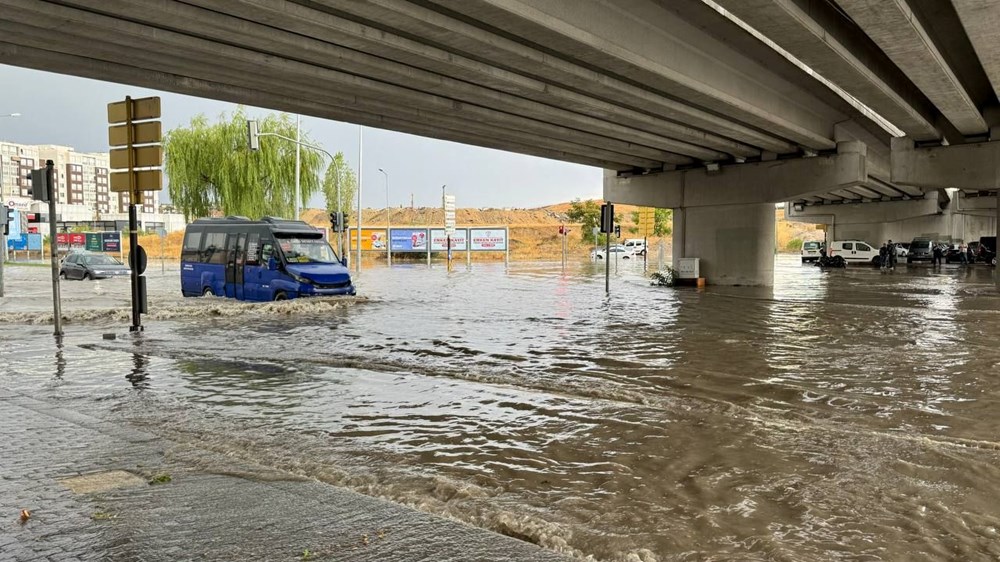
<box><xmin>225</xmin><ymin>233</ymin><xmax>247</xmax><ymax>299</ymax></box>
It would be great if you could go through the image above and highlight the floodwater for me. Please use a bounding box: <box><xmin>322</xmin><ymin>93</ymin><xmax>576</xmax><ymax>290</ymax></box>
<box><xmin>3</xmin><ymin>256</ymin><xmax>1000</xmax><ymax>561</ymax></box>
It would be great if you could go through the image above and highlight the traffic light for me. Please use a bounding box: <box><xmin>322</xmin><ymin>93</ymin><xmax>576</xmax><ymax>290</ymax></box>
<box><xmin>29</xmin><ymin>164</ymin><xmax>53</xmax><ymax>202</ymax></box>
<box><xmin>600</xmin><ymin>203</ymin><xmax>614</xmax><ymax>233</ymax></box>
<box><xmin>1</xmin><ymin>205</ymin><xmax>10</xmax><ymax>236</ymax></box>
<box><xmin>614</xmin><ymin>224</ymin><xmax>621</xmax><ymax>238</ymax></box>
<box><xmin>329</xmin><ymin>212</ymin><xmax>347</xmax><ymax>233</ymax></box>
<box><xmin>247</xmin><ymin>120</ymin><xmax>260</xmax><ymax>151</ymax></box>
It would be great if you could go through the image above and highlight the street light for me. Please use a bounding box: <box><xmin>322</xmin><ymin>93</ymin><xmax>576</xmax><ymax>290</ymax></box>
<box><xmin>378</xmin><ymin>168</ymin><xmax>390</xmax><ymax>266</ymax></box>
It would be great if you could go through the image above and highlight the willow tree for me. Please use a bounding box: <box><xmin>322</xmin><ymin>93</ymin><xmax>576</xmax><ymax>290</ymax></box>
<box><xmin>164</xmin><ymin>108</ymin><xmax>324</xmax><ymax>220</ymax></box>
<box><xmin>322</xmin><ymin>152</ymin><xmax>357</xmax><ymax>215</ymax></box>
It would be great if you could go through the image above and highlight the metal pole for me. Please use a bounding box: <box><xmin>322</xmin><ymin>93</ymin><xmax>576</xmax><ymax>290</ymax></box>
<box><xmin>294</xmin><ymin>115</ymin><xmax>301</xmax><ymax>219</ymax></box>
<box><xmin>45</xmin><ymin>161</ymin><xmax>62</xmax><ymax>335</ymax></box>
<box><xmin>505</xmin><ymin>226</ymin><xmax>510</xmax><ymax>269</ymax></box>
<box><xmin>379</xmin><ymin>168</ymin><xmax>390</xmax><ymax>266</ymax></box>
<box><xmin>605</xmin><ymin>223</ymin><xmax>610</xmax><ymax>295</ymax></box>
<box><xmin>447</xmin><ymin>234</ymin><xmax>451</xmax><ymax>272</ymax></box>
<box><xmin>356</xmin><ymin>126</ymin><xmax>362</xmax><ymax>273</ymax></box>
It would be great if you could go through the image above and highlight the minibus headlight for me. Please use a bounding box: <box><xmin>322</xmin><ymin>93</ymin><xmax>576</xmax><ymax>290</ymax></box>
<box><xmin>288</xmin><ymin>271</ymin><xmax>311</xmax><ymax>284</ymax></box>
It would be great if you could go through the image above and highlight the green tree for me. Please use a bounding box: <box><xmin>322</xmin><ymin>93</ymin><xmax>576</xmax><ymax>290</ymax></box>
<box><xmin>322</xmin><ymin>152</ymin><xmax>357</xmax><ymax>216</ymax></box>
<box><xmin>654</xmin><ymin>208</ymin><xmax>672</xmax><ymax>236</ymax></box>
<box><xmin>164</xmin><ymin>108</ymin><xmax>324</xmax><ymax>220</ymax></box>
<box><xmin>566</xmin><ymin>199</ymin><xmax>602</xmax><ymax>243</ymax></box>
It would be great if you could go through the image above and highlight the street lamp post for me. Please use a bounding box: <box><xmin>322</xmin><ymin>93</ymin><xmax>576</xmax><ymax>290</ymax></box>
<box><xmin>0</xmin><ymin>112</ymin><xmax>22</xmax><ymax>298</ymax></box>
<box><xmin>378</xmin><ymin>168</ymin><xmax>390</xmax><ymax>266</ymax></box>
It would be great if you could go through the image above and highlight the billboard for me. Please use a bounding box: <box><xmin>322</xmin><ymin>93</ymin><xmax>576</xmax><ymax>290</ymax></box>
<box><xmin>102</xmin><ymin>232</ymin><xmax>121</xmax><ymax>252</ymax></box>
<box><xmin>390</xmin><ymin>228</ymin><xmax>428</xmax><ymax>252</ymax></box>
<box><xmin>469</xmin><ymin>228</ymin><xmax>508</xmax><ymax>251</ymax></box>
<box><xmin>7</xmin><ymin>233</ymin><xmax>27</xmax><ymax>251</ymax></box>
<box><xmin>349</xmin><ymin>228</ymin><xmax>387</xmax><ymax>251</ymax></box>
<box><xmin>430</xmin><ymin>228</ymin><xmax>467</xmax><ymax>251</ymax></box>
<box><xmin>56</xmin><ymin>233</ymin><xmax>86</xmax><ymax>248</ymax></box>
<box><xmin>27</xmin><ymin>233</ymin><xmax>42</xmax><ymax>251</ymax></box>
<box><xmin>85</xmin><ymin>233</ymin><xmax>102</xmax><ymax>251</ymax></box>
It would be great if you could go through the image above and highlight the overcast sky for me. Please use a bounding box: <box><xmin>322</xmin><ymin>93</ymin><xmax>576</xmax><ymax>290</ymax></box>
<box><xmin>0</xmin><ymin>65</ymin><xmax>603</xmax><ymax>209</ymax></box>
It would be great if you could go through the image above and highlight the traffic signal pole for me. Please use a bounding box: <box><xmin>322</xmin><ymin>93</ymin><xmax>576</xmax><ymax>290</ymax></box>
<box><xmin>44</xmin><ymin>161</ymin><xmax>62</xmax><ymax>335</ymax></box>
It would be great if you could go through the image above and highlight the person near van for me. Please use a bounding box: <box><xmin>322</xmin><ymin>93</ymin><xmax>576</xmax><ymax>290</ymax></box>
<box><xmin>959</xmin><ymin>242</ymin><xmax>968</xmax><ymax>265</ymax></box>
<box><xmin>878</xmin><ymin>243</ymin><xmax>888</xmax><ymax>268</ymax></box>
<box><xmin>932</xmin><ymin>244</ymin><xmax>943</xmax><ymax>266</ymax></box>
<box><xmin>886</xmin><ymin>240</ymin><xmax>896</xmax><ymax>268</ymax></box>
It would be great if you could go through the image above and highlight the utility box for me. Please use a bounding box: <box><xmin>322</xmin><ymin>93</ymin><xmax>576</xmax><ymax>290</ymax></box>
<box><xmin>677</xmin><ymin>257</ymin><xmax>700</xmax><ymax>279</ymax></box>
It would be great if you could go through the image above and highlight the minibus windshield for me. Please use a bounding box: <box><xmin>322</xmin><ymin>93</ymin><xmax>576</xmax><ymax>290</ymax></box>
<box><xmin>278</xmin><ymin>237</ymin><xmax>340</xmax><ymax>264</ymax></box>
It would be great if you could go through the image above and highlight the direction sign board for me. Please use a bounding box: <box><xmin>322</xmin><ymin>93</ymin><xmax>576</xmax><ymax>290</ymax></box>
<box><xmin>108</xmin><ymin>122</ymin><xmax>162</xmax><ymax>146</ymax></box>
<box><xmin>110</xmin><ymin>169</ymin><xmax>163</xmax><ymax>192</ymax></box>
<box><xmin>637</xmin><ymin>207</ymin><xmax>655</xmax><ymax>237</ymax></box>
<box><xmin>444</xmin><ymin>195</ymin><xmax>456</xmax><ymax>235</ymax></box>
<box><xmin>109</xmin><ymin>145</ymin><xmax>163</xmax><ymax>169</ymax></box>
<box><xmin>107</xmin><ymin>96</ymin><xmax>161</xmax><ymax>123</ymax></box>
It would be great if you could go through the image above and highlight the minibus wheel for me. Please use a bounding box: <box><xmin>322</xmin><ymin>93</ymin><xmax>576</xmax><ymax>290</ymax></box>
<box><xmin>203</xmin><ymin>287</ymin><xmax>213</xmax><ymax>297</ymax></box>
<box><xmin>273</xmin><ymin>291</ymin><xmax>287</xmax><ymax>301</ymax></box>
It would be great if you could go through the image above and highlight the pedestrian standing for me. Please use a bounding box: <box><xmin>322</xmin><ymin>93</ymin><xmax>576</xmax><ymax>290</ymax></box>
<box><xmin>932</xmin><ymin>243</ymin><xmax>943</xmax><ymax>266</ymax></box>
<box><xmin>959</xmin><ymin>242</ymin><xmax>968</xmax><ymax>265</ymax></box>
<box><xmin>879</xmin><ymin>243</ymin><xmax>888</xmax><ymax>268</ymax></box>
<box><xmin>887</xmin><ymin>240</ymin><xmax>896</xmax><ymax>268</ymax></box>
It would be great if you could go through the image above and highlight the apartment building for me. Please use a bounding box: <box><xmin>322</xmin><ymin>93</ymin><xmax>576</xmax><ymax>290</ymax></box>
<box><xmin>1</xmin><ymin>141</ymin><xmax>167</xmax><ymax>230</ymax></box>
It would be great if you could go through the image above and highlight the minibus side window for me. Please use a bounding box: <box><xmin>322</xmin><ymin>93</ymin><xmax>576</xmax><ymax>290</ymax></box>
<box><xmin>246</xmin><ymin>233</ymin><xmax>261</xmax><ymax>265</ymax></box>
<box><xmin>261</xmin><ymin>239</ymin><xmax>276</xmax><ymax>263</ymax></box>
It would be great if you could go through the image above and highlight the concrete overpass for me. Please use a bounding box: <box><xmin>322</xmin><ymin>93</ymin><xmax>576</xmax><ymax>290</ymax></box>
<box><xmin>2</xmin><ymin>0</ymin><xmax>999</xmax><ymax>283</ymax></box>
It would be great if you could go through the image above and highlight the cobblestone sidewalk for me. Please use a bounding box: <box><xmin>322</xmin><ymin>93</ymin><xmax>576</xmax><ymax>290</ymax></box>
<box><xmin>0</xmin><ymin>387</ymin><xmax>569</xmax><ymax>562</ymax></box>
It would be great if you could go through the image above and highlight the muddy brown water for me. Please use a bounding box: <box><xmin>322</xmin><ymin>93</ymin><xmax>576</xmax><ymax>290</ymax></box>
<box><xmin>2</xmin><ymin>257</ymin><xmax>1000</xmax><ymax>561</ymax></box>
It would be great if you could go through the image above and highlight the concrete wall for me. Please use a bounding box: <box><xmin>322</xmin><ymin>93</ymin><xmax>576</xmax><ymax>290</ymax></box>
<box><xmin>676</xmin><ymin>203</ymin><xmax>775</xmax><ymax>286</ymax></box>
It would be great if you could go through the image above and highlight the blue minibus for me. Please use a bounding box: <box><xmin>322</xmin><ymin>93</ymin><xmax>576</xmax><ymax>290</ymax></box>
<box><xmin>181</xmin><ymin>216</ymin><xmax>355</xmax><ymax>301</ymax></box>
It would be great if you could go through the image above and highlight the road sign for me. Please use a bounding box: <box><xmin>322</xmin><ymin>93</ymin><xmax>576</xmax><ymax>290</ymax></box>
<box><xmin>107</xmin><ymin>96</ymin><xmax>161</xmax><ymax>123</ymax></box>
<box><xmin>109</xmin><ymin>145</ymin><xmax>163</xmax><ymax>169</ymax></box>
<box><xmin>444</xmin><ymin>195</ymin><xmax>456</xmax><ymax>236</ymax></box>
<box><xmin>110</xmin><ymin>170</ymin><xmax>163</xmax><ymax>192</ymax></box>
<box><xmin>637</xmin><ymin>207</ymin><xmax>655</xmax><ymax>237</ymax></box>
<box><xmin>108</xmin><ymin>122</ymin><xmax>162</xmax><ymax>146</ymax></box>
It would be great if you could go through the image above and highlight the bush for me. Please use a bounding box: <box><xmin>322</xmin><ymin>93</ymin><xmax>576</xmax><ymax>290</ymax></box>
<box><xmin>650</xmin><ymin>267</ymin><xmax>676</xmax><ymax>286</ymax></box>
<box><xmin>786</xmin><ymin>238</ymin><xmax>803</xmax><ymax>252</ymax></box>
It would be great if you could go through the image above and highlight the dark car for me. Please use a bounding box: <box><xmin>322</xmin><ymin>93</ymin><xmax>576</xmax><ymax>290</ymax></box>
<box><xmin>979</xmin><ymin>236</ymin><xmax>998</xmax><ymax>266</ymax></box>
<box><xmin>60</xmin><ymin>252</ymin><xmax>131</xmax><ymax>280</ymax></box>
<box><xmin>944</xmin><ymin>244</ymin><xmax>966</xmax><ymax>263</ymax></box>
<box><xmin>906</xmin><ymin>238</ymin><xmax>935</xmax><ymax>263</ymax></box>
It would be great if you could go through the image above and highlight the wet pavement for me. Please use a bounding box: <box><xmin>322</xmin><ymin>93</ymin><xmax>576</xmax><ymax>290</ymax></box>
<box><xmin>2</xmin><ymin>257</ymin><xmax>1000</xmax><ymax>561</ymax></box>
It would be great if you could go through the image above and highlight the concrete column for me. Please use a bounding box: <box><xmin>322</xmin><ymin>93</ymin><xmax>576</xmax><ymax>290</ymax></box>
<box><xmin>677</xmin><ymin>203</ymin><xmax>775</xmax><ymax>286</ymax></box>
<box><xmin>671</xmin><ymin>207</ymin><xmax>686</xmax><ymax>271</ymax></box>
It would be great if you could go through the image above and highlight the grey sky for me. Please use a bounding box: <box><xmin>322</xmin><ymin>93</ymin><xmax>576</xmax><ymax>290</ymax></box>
<box><xmin>0</xmin><ymin>65</ymin><xmax>603</xmax><ymax>209</ymax></box>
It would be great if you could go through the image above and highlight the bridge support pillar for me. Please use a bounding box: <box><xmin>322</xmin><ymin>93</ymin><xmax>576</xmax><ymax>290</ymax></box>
<box><xmin>672</xmin><ymin>203</ymin><xmax>775</xmax><ymax>286</ymax></box>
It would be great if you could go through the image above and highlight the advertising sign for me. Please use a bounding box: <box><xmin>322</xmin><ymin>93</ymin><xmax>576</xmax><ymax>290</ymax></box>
<box><xmin>430</xmin><ymin>228</ymin><xmax>467</xmax><ymax>251</ymax></box>
<box><xmin>56</xmin><ymin>233</ymin><xmax>86</xmax><ymax>247</ymax></box>
<box><xmin>469</xmin><ymin>228</ymin><xmax>507</xmax><ymax>251</ymax></box>
<box><xmin>101</xmin><ymin>232</ymin><xmax>121</xmax><ymax>252</ymax></box>
<box><xmin>7</xmin><ymin>233</ymin><xmax>27</xmax><ymax>251</ymax></box>
<box><xmin>349</xmin><ymin>228</ymin><xmax>388</xmax><ymax>251</ymax></box>
<box><xmin>85</xmin><ymin>232</ymin><xmax>102</xmax><ymax>251</ymax></box>
<box><xmin>390</xmin><ymin>228</ymin><xmax>428</xmax><ymax>252</ymax></box>
<box><xmin>27</xmin><ymin>233</ymin><xmax>42</xmax><ymax>251</ymax></box>
<box><xmin>8</xmin><ymin>209</ymin><xmax>21</xmax><ymax>238</ymax></box>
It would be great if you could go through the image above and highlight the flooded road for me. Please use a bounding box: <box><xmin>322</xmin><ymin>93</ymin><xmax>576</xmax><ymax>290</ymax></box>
<box><xmin>3</xmin><ymin>257</ymin><xmax>1000</xmax><ymax>561</ymax></box>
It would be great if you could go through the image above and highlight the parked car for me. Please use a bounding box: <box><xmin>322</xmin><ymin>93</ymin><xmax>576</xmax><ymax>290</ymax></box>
<box><xmin>978</xmin><ymin>236</ymin><xmax>997</xmax><ymax>266</ymax></box>
<box><xmin>801</xmin><ymin>240</ymin><xmax>824</xmax><ymax>263</ymax></box>
<box><xmin>592</xmin><ymin>244</ymin><xmax>635</xmax><ymax>260</ymax></box>
<box><xmin>60</xmin><ymin>251</ymin><xmax>131</xmax><ymax>280</ymax></box>
<box><xmin>622</xmin><ymin>238</ymin><xmax>646</xmax><ymax>256</ymax></box>
<box><xmin>827</xmin><ymin>240</ymin><xmax>880</xmax><ymax>264</ymax></box>
<box><xmin>945</xmin><ymin>244</ymin><xmax>966</xmax><ymax>263</ymax></box>
<box><xmin>907</xmin><ymin>238</ymin><xmax>935</xmax><ymax>263</ymax></box>
<box><xmin>894</xmin><ymin>243</ymin><xmax>909</xmax><ymax>257</ymax></box>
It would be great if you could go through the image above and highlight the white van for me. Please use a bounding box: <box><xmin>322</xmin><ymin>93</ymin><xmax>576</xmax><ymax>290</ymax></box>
<box><xmin>622</xmin><ymin>238</ymin><xmax>646</xmax><ymax>256</ymax></box>
<box><xmin>827</xmin><ymin>240</ymin><xmax>880</xmax><ymax>264</ymax></box>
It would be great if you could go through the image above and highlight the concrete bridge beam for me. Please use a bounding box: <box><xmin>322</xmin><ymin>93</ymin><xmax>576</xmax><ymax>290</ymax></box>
<box><xmin>891</xmin><ymin>137</ymin><xmax>1000</xmax><ymax>190</ymax></box>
